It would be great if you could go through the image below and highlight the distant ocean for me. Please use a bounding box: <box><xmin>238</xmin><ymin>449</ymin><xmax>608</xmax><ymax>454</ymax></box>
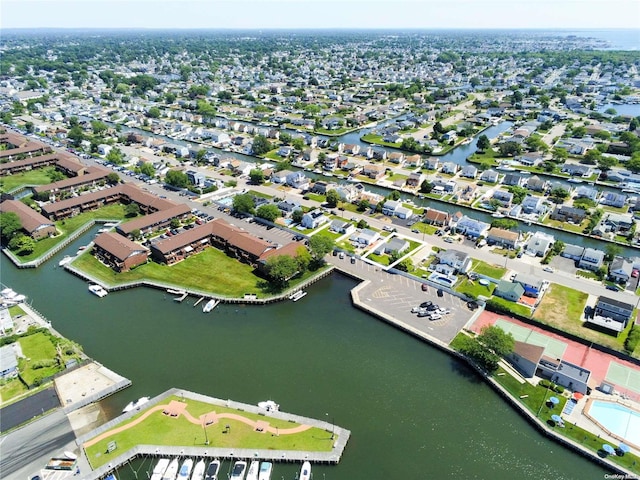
<box><xmin>552</xmin><ymin>28</ymin><xmax>640</xmax><ymax>50</ymax></box>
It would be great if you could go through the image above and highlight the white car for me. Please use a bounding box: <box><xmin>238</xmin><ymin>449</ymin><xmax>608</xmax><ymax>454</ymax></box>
<box><xmin>429</xmin><ymin>313</ymin><xmax>442</xmax><ymax>320</ymax></box>
<box><xmin>543</xmin><ymin>266</ymin><xmax>554</xmax><ymax>273</ymax></box>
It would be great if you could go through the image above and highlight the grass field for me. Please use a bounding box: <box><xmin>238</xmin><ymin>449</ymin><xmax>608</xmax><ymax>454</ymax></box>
<box><xmin>455</xmin><ymin>278</ymin><xmax>495</xmax><ymax>299</ymax></box>
<box><xmin>17</xmin><ymin>332</ymin><xmax>65</xmax><ymax>386</ymax></box>
<box><xmin>84</xmin><ymin>396</ymin><xmax>333</xmax><ymax>469</ymax></box>
<box><xmin>470</xmin><ymin>259</ymin><xmax>507</xmax><ymax>279</ymax></box>
<box><xmin>533</xmin><ymin>284</ymin><xmax>588</xmax><ymax>325</ymax></box>
<box><xmin>0</xmin><ymin>167</ymin><xmax>61</xmax><ymax>192</ymax></box>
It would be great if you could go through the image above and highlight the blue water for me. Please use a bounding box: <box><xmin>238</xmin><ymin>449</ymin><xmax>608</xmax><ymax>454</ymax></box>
<box><xmin>589</xmin><ymin>401</ymin><xmax>640</xmax><ymax>446</ymax></box>
<box><xmin>558</xmin><ymin>29</ymin><xmax>640</xmax><ymax>50</ymax></box>
<box><xmin>597</xmin><ymin>103</ymin><xmax>640</xmax><ymax>117</ymax></box>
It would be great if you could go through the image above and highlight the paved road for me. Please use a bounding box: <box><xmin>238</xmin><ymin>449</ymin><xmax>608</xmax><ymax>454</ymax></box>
<box><xmin>0</xmin><ymin>409</ymin><xmax>76</xmax><ymax>480</ymax></box>
<box><xmin>0</xmin><ymin>387</ymin><xmax>61</xmax><ymax>432</ymax></box>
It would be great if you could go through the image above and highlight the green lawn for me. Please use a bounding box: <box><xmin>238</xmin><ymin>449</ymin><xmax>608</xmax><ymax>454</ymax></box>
<box><xmin>313</xmin><ymin>228</ymin><xmax>342</xmax><ymax>242</ymax></box>
<box><xmin>18</xmin><ymin>332</ymin><xmax>63</xmax><ymax>386</ymax></box>
<box><xmin>246</xmin><ymin>190</ymin><xmax>273</xmax><ymax>200</ymax></box>
<box><xmin>84</xmin><ymin>396</ymin><xmax>334</xmax><ymax>469</ymax></box>
<box><xmin>14</xmin><ymin>204</ymin><xmax>130</xmax><ymax>262</ymax></box>
<box><xmin>386</xmin><ymin>172</ymin><xmax>408</xmax><ymax>182</ymax></box>
<box><xmin>544</xmin><ymin>218</ymin><xmax>588</xmax><ymax>234</ymax></box>
<box><xmin>576</xmin><ymin>270</ymin><xmax>599</xmax><ymax>280</ymax></box>
<box><xmin>414</xmin><ymin>223</ymin><xmax>438</xmax><ymax>235</ymax></box>
<box><xmin>533</xmin><ymin>284</ymin><xmax>589</xmax><ymax>329</ymax></box>
<box><xmin>456</xmin><ymin>278</ymin><xmax>495</xmax><ymax>299</ymax></box>
<box><xmin>305</xmin><ymin>193</ymin><xmax>325</xmax><ymax>203</ymax></box>
<box><xmin>0</xmin><ymin>167</ymin><xmax>62</xmax><ymax>192</ymax></box>
<box><xmin>488</xmin><ymin>296</ymin><xmax>533</xmax><ymax>318</ymax></box>
<box><xmin>470</xmin><ymin>259</ymin><xmax>507</xmax><ymax>279</ymax></box>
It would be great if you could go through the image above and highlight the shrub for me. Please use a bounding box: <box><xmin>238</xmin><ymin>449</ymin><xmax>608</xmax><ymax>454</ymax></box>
<box><xmin>555</xmin><ymin>386</ymin><xmax>565</xmax><ymax>394</ymax></box>
<box><xmin>625</xmin><ymin>326</ymin><xmax>640</xmax><ymax>353</ymax></box>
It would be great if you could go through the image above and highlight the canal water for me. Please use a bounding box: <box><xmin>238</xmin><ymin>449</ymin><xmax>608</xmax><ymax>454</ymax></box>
<box><xmin>1</xmin><ymin>229</ymin><xmax>607</xmax><ymax>479</ymax></box>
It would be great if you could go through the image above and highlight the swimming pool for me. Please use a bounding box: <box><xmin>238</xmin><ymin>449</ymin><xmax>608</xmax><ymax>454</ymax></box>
<box><xmin>587</xmin><ymin>401</ymin><xmax>640</xmax><ymax>447</ymax></box>
<box><xmin>428</xmin><ymin>273</ymin><xmax>456</xmax><ymax>287</ymax></box>
<box><xmin>216</xmin><ymin>195</ymin><xmax>235</xmax><ymax>206</ymax></box>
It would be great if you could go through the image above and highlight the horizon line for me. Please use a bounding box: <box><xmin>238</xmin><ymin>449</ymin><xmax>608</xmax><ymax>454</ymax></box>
<box><xmin>3</xmin><ymin>26</ymin><xmax>639</xmax><ymax>31</ymax></box>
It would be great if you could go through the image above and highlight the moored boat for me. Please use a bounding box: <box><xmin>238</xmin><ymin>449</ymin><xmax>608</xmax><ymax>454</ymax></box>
<box><xmin>202</xmin><ymin>299</ymin><xmax>219</xmax><ymax>313</ymax></box>
<box><xmin>151</xmin><ymin>458</ymin><xmax>171</xmax><ymax>480</ymax></box>
<box><xmin>257</xmin><ymin>400</ymin><xmax>279</xmax><ymax>412</ymax></box>
<box><xmin>191</xmin><ymin>459</ymin><xmax>206</xmax><ymax>480</ymax></box>
<box><xmin>258</xmin><ymin>462</ymin><xmax>272</xmax><ymax>480</ymax></box>
<box><xmin>122</xmin><ymin>396</ymin><xmax>150</xmax><ymax>413</ymax></box>
<box><xmin>245</xmin><ymin>461</ymin><xmax>260</xmax><ymax>480</ymax></box>
<box><xmin>204</xmin><ymin>460</ymin><xmax>220</xmax><ymax>480</ymax></box>
<box><xmin>162</xmin><ymin>459</ymin><xmax>180</xmax><ymax>480</ymax></box>
<box><xmin>177</xmin><ymin>458</ymin><xmax>193</xmax><ymax>480</ymax></box>
<box><xmin>289</xmin><ymin>291</ymin><xmax>307</xmax><ymax>302</ymax></box>
<box><xmin>230</xmin><ymin>461</ymin><xmax>247</xmax><ymax>480</ymax></box>
<box><xmin>59</xmin><ymin>256</ymin><xmax>73</xmax><ymax>267</ymax></box>
<box><xmin>88</xmin><ymin>285</ymin><xmax>108</xmax><ymax>298</ymax></box>
<box><xmin>299</xmin><ymin>461</ymin><xmax>311</xmax><ymax>480</ymax></box>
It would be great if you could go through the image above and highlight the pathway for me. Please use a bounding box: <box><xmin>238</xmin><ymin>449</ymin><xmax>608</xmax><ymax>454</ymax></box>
<box><xmin>83</xmin><ymin>400</ymin><xmax>311</xmax><ymax>448</ymax></box>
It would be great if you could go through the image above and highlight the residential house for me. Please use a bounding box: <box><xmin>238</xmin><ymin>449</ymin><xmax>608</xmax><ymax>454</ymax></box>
<box><xmin>301</xmin><ymin>210</ymin><xmax>328</xmax><ymax>229</ymax></box>
<box><xmin>502</xmin><ymin>173</ymin><xmax>524</xmax><ymax>187</ymax></box>
<box><xmin>277</xmin><ymin>200</ymin><xmax>302</xmax><ymax>217</ymax></box>
<box><xmin>285</xmin><ymin>171</ymin><xmax>310</xmax><ymax>190</ymax></box>
<box><xmin>600</xmin><ymin>192</ymin><xmax>627</xmax><ymax>208</ymax></box>
<box><xmin>388</xmin><ymin>152</ymin><xmax>405</xmax><ymax>165</ymax></box>
<box><xmin>375</xmin><ymin>237</ymin><xmax>410</xmax><ymax>255</ymax></box>
<box><xmin>425</xmin><ymin>158</ymin><xmax>439</xmax><ymax>171</ymax></box>
<box><xmin>494</xmin><ymin>281</ymin><xmax>525</xmax><ymax>302</ymax></box>
<box><xmin>329</xmin><ymin>220</ymin><xmax>355</xmax><ymax>235</ymax></box>
<box><xmin>437</xmin><ymin>249</ymin><xmax>471</xmax><ymax>274</ymax></box>
<box><xmin>578</xmin><ymin>248</ymin><xmax>605</xmax><ymax>271</ymax></box>
<box><xmin>550</xmin><ymin>206</ymin><xmax>587</xmax><ymax>224</ymax></box>
<box><xmin>186</xmin><ymin>170</ymin><xmax>205</xmax><ymax>187</ymax></box>
<box><xmin>602</xmin><ymin>213</ymin><xmax>634</xmax><ymax>233</ymax></box>
<box><xmin>97</xmin><ymin>144</ymin><xmax>112</xmax><ymax>156</ymax></box>
<box><xmin>561</xmin><ymin>244</ymin><xmax>585</xmax><ymax>261</ymax></box>
<box><xmin>350</xmin><ymin>228</ymin><xmax>380</xmax><ymax>246</ymax></box>
<box><xmin>405</xmin><ymin>154</ymin><xmax>423</xmax><ymax>168</ymax></box>
<box><xmin>521</xmin><ymin>195</ymin><xmax>546</xmax><ymax>215</ymax></box>
<box><xmin>524</xmin><ymin>232</ymin><xmax>554</xmax><ymax>257</ymax></box>
<box><xmin>492</xmin><ymin>190</ymin><xmax>513</xmax><ymax>207</ymax></box>
<box><xmin>588</xmin><ymin>296</ymin><xmax>635</xmax><ymax>335</ymax></box>
<box><xmin>575</xmin><ymin>185</ymin><xmax>599</xmax><ymax>201</ymax></box>
<box><xmin>0</xmin><ymin>200</ymin><xmax>57</xmax><ymax>240</ymax></box>
<box><xmin>406</xmin><ymin>171</ymin><xmax>424</xmax><ymax>188</ymax></box>
<box><xmin>423</xmin><ymin>208</ymin><xmax>451</xmax><ymax>227</ymax></box>
<box><xmin>271</xmin><ymin>170</ymin><xmax>291</xmax><ymax>184</ymax></box>
<box><xmin>343</xmin><ymin>144</ymin><xmax>360</xmax><ymax>155</ymax></box>
<box><xmin>526</xmin><ymin>176</ymin><xmax>548</xmax><ymax>192</ymax></box>
<box><xmin>480</xmin><ymin>169</ymin><xmax>499</xmax><ymax>183</ymax></box>
<box><xmin>460</xmin><ymin>165</ymin><xmax>478</xmax><ymax>179</ymax></box>
<box><xmin>518</xmin><ymin>153</ymin><xmax>543</xmax><ymax>167</ymax></box>
<box><xmin>513</xmin><ymin>273</ymin><xmax>544</xmax><ymax>297</ymax></box>
<box><xmin>561</xmin><ymin>163</ymin><xmax>592</xmax><ymax>177</ymax></box>
<box><xmin>441</xmin><ymin>162</ymin><xmax>458</xmax><ymax>175</ymax></box>
<box><xmin>372</xmin><ymin>149</ymin><xmax>387</xmax><ymax>161</ymax></box>
<box><xmin>442</xmin><ymin>131</ymin><xmax>457</xmax><ymax>142</ymax></box>
<box><xmin>460</xmin><ymin>185</ymin><xmax>478</xmax><ymax>202</ymax></box>
<box><xmin>362</xmin><ymin>164</ymin><xmax>385</xmax><ymax>180</ymax></box>
<box><xmin>0</xmin><ymin>345</ymin><xmax>18</xmax><ymax>380</ymax></box>
<box><xmin>487</xmin><ymin>228</ymin><xmax>519</xmax><ymax>249</ymax></box>
<box><xmin>454</xmin><ymin>215</ymin><xmax>490</xmax><ymax>239</ymax></box>
<box><xmin>609</xmin><ymin>257</ymin><xmax>633</xmax><ymax>284</ymax></box>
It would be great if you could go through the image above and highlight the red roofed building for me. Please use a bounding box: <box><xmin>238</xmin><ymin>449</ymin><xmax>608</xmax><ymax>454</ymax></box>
<box><xmin>93</xmin><ymin>232</ymin><xmax>149</xmax><ymax>272</ymax></box>
<box><xmin>0</xmin><ymin>199</ymin><xmax>57</xmax><ymax>239</ymax></box>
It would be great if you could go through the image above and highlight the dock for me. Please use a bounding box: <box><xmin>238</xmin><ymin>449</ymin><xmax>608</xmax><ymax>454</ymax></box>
<box><xmin>193</xmin><ymin>297</ymin><xmax>205</xmax><ymax>307</ymax></box>
<box><xmin>173</xmin><ymin>292</ymin><xmax>188</xmax><ymax>303</ymax></box>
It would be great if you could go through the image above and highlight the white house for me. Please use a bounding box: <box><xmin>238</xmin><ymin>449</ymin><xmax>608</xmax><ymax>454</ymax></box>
<box><xmin>301</xmin><ymin>210</ymin><xmax>328</xmax><ymax>229</ymax></box>
<box><xmin>454</xmin><ymin>215</ymin><xmax>490</xmax><ymax>238</ymax></box>
<box><xmin>349</xmin><ymin>228</ymin><xmax>380</xmax><ymax>246</ymax></box>
<box><xmin>524</xmin><ymin>232</ymin><xmax>554</xmax><ymax>257</ymax></box>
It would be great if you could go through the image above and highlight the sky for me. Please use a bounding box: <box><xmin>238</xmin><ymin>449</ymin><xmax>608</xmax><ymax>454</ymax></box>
<box><xmin>2</xmin><ymin>0</ymin><xmax>640</xmax><ymax>30</ymax></box>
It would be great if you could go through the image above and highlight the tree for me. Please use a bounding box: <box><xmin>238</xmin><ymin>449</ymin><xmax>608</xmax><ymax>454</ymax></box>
<box><xmin>90</xmin><ymin>120</ymin><xmax>108</xmax><ymax>135</ymax></box>
<box><xmin>255</xmin><ymin>204</ymin><xmax>281</xmax><ymax>222</ymax></box>
<box><xmin>326</xmin><ymin>189</ymin><xmax>340</xmax><ymax>208</ymax></box>
<box><xmin>498</xmin><ymin>141</ymin><xmax>522</xmax><ymax>157</ymax></box>
<box><xmin>357</xmin><ymin>199</ymin><xmax>370</xmax><ymax>212</ymax></box>
<box><xmin>490</xmin><ymin>218</ymin><xmax>518</xmax><ymax>230</ymax></box>
<box><xmin>124</xmin><ymin>203</ymin><xmax>140</xmax><ymax>218</ymax></box>
<box><xmin>477</xmin><ymin>325</ymin><xmax>515</xmax><ymax>357</ymax></box>
<box><xmin>387</xmin><ymin>190</ymin><xmax>401</xmax><ymax>201</ymax></box>
<box><xmin>308</xmin><ymin>235</ymin><xmax>334</xmax><ymax>264</ymax></box>
<box><xmin>0</xmin><ymin>212</ymin><xmax>22</xmax><ymax>240</ymax></box>
<box><xmin>232</xmin><ymin>194</ymin><xmax>255</xmax><ymax>215</ymax></box>
<box><xmin>164</xmin><ymin>170</ymin><xmax>189</xmax><ymax>189</ymax></box>
<box><xmin>67</xmin><ymin>125</ymin><xmax>85</xmax><ymax>146</ymax></box>
<box><xmin>147</xmin><ymin>107</ymin><xmax>161</xmax><ymax>118</ymax></box>
<box><xmin>627</xmin><ymin>153</ymin><xmax>640</xmax><ymax>173</ymax></box>
<box><xmin>476</xmin><ymin>134</ymin><xmax>491</xmax><ymax>152</ymax></box>
<box><xmin>8</xmin><ymin>234</ymin><xmax>35</xmax><ymax>255</ymax></box>
<box><xmin>357</xmin><ymin>219</ymin><xmax>369</xmax><ymax>229</ymax></box>
<box><xmin>433</xmin><ymin>121</ymin><xmax>445</xmax><ymax>135</ymax></box>
<box><xmin>106</xmin><ymin>172</ymin><xmax>120</xmax><ymax>185</ymax></box>
<box><xmin>506</xmin><ymin>186</ymin><xmax>528</xmax><ymax>204</ymax></box>
<box><xmin>549</xmin><ymin>187</ymin><xmax>569</xmax><ymax>202</ymax></box>
<box><xmin>605</xmin><ymin>244</ymin><xmax>622</xmax><ymax>262</ymax></box>
<box><xmin>419</xmin><ymin>180</ymin><xmax>434</xmax><ymax>194</ymax></box>
<box><xmin>139</xmin><ymin>162</ymin><xmax>156</xmax><ymax>177</ymax></box>
<box><xmin>249</xmin><ymin>169</ymin><xmax>265</xmax><ymax>185</ymax></box>
<box><xmin>265</xmin><ymin>255</ymin><xmax>299</xmax><ymax>287</ymax></box>
<box><xmin>252</xmin><ymin>135</ymin><xmax>272</xmax><ymax>156</ymax></box>
<box><xmin>552</xmin><ymin>148</ymin><xmax>568</xmax><ymax>163</ymax></box>
<box><xmin>106</xmin><ymin>147</ymin><xmax>124</xmax><ymax>164</ymax></box>
<box><xmin>291</xmin><ymin>209</ymin><xmax>304</xmax><ymax>224</ymax></box>
<box><xmin>597</xmin><ymin>156</ymin><xmax>617</xmax><ymax>172</ymax></box>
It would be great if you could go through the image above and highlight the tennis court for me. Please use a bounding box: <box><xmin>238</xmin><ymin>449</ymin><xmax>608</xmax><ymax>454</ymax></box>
<box><xmin>495</xmin><ymin>319</ymin><xmax>567</xmax><ymax>359</ymax></box>
<box><xmin>606</xmin><ymin>361</ymin><xmax>640</xmax><ymax>394</ymax></box>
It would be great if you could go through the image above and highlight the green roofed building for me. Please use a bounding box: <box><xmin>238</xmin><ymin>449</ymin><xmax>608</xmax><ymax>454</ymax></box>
<box><xmin>494</xmin><ymin>280</ymin><xmax>525</xmax><ymax>302</ymax></box>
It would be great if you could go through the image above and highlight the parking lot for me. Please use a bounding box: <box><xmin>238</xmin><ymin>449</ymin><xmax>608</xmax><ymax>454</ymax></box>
<box><xmin>331</xmin><ymin>256</ymin><xmax>476</xmax><ymax>344</ymax></box>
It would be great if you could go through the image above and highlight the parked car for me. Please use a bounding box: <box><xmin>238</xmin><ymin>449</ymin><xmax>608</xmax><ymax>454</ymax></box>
<box><xmin>421</xmin><ymin>284</ymin><xmax>428</xmax><ymax>291</ymax></box>
<box><xmin>467</xmin><ymin>301</ymin><xmax>479</xmax><ymax>310</ymax></box>
<box><xmin>420</xmin><ymin>301</ymin><xmax>432</xmax><ymax>308</ymax></box>
<box><xmin>429</xmin><ymin>313</ymin><xmax>442</xmax><ymax>320</ymax></box>
<box><xmin>350</xmin><ymin>256</ymin><xmax>356</xmax><ymax>264</ymax></box>
<box><xmin>443</xmin><ymin>237</ymin><xmax>454</xmax><ymax>243</ymax></box>
<box><xmin>543</xmin><ymin>266</ymin><xmax>554</xmax><ymax>273</ymax></box>
<box><xmin>437</xmin><ymin>289</ymin><xmax>444</xmax><ymax>297</ymax></box>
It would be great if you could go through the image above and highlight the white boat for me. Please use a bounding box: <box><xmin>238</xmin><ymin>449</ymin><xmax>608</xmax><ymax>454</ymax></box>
<box><xmin>59</xmin><ymin>256</ymin><xmax>73</xmax><ymax>267</ymax></box>
<box><xmin>567</xmin><ymin>178</ymin><xmax>583</xmax><ymax>184</ymax></box>
<box><xmin>299</xmin><ymin>462</ymin><xmax>311</xmax><ymax>480</ymax></box>
<box><xmin>202</xmin><ymin>299</ymin><xmax>219</xmax><ymax>313</ymax></box>
<box><xmin>230</xmin><ymin>461</ymin><xmax>247</xmax><ymax>480</ymax></box>
<box><xmin>191</xmin><ymin>459</ymin><xmax>206</xmax><ymax>480</ymax></box>
<box><xmin>461</xmin><ymin>138</ymin><xmax>472</xmax><ymax>145</ymax></box>
<box><xmin>177</xmin><ymin>458</ymin><xmax>194</xmax><ymax>480</ymax></box>
<box><xmin>63</xmin><ymin>451</ymin><xmax>77</xmax><ymax>460</ymax></box>
<box><xmin>162</xmin><ymin>459</ymin><xmax>180</xmax><ymax>480</ymax></box>
<box><xmin>245</xmin><ymin>461</ymin><xmax>260</xmax><ymax>480</ymax></box>
<box><xmin>1</xmin><ymin>288</ymin><xmax>26</xmax><ymax>305</ymax></box>
<box><xmin>491</xmin><ymin>213</ymin><xmax>505</xmax><ymax>218</ymax></box>
<box><xmin>289</xmin><ymin>291</ymin><xmax>307</xmax><ymax>302</ymax></box>
<box><xmin>257</xmin><ymin>400</ymin><xmax>279</xmax><ymax>412</ymax></box>
<box><xmin>88</xmin><ymin>285</ymin><xmax>108</xmax><ymax>298</ymax></box>
<box><xmin>258</xmin><ymin>462</ymin><xmax>272</xmax><ymax>480</ymax></box>
<box><xmin>122</xmin><ymin>396</ymin><xmax>150</xmax><ymax>413</ymax></box>
<box><xmin>151</xmin><ymin>458</ymin><xmax>171</xmax><ymax>480</ymax></box>
<box><xmin>204</xmin><ymin>460</ymin><xmax>221</xmax><ymax>480</ymax></box>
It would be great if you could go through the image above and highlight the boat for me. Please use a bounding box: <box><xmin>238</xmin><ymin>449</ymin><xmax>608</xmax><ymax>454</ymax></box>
<box><xmin>151</xmin><ymin>458</ymin><xmax>171</xmax><ymax>480</ymax></box>
<box><xmin>204</xmin><ymin>460</ymin><xmax>221</xmax><ymax>480</ymax></box>
<box><xmin>63</xmin><ymin>451</ymin><xmax>77</xmax><ymax>460</ymax></box>
<box><xmin>491</xmin><ymin>213</ymin><xmax>505</xmax><ymax>218</ymax></box>
<box><xmin>177</xmin><ymin>458</ymin><xmax>194</xmax><ymax>480</ymax></box>
<box><xmin>567</xmin><ymin>178</ymin><xmax>583</xmax><ymax>184</ymax></box>
<box><xmin>58</xmin><ymin>256</ymin><xmax>73</xmax><ymax>267</ymax></box>
<box><xmin>191</xmin><ymin>459</ymin><xmax>206</xmax><ymax>480</ymax></box>
<box><xmin>162</xmin><ymin>459</ymin><xmax>180</xmax><ymax>480</ymax></box>
<box><xmin>88</xmin><ymin>285</ymin><xmax>108</xmax><ymax>298</ymax></box>
<box><xmin>245</xmin><ymin>461</ymin><xmax>260</xmax><ymax>480</ymax></box>
<box><xmin>229</xmin><ymin>461</ymin><xmax>247</xmax><ymax>480</ymax></box>
<box><xmin>299</xmin><ymin>461</ymin><xmax>311</xmax><ymax>480</ymax></box>
<box><xmin>1</xmin><ymin>288</ymin><xmax>26</xmax><ymax>305</ymax></box>
<box><xmin>167</xmin><ymin>288</ymin><xmax>186</xmax><ymax>295</ymax></box>
<box><xmin>461</xmin><ymin>138</ymin><xmax>472</xmax><ymax>145</ymax></box>
<box><xmin>289</xmin><ymin>290</ymin><xmax>307</xmax><ymax>302</ymax></box>
<box><xmin>122</xmin><ymin>396</ymin><xmax>150</xmax><ymax>413</ymax></box>
<box><xmin>258</xmin><ymin>462</ymin><xmax>272</xmax><ymax>480</ymax></box>
<box><xmin>258</xmin><ymin>400</ymin><xmax>279</xmax><ymax>412</ymax></box>
<box><xmin>202</xmin><ymin>299</ymin><xmax>220</xmax><ymax>313</ymax></box>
